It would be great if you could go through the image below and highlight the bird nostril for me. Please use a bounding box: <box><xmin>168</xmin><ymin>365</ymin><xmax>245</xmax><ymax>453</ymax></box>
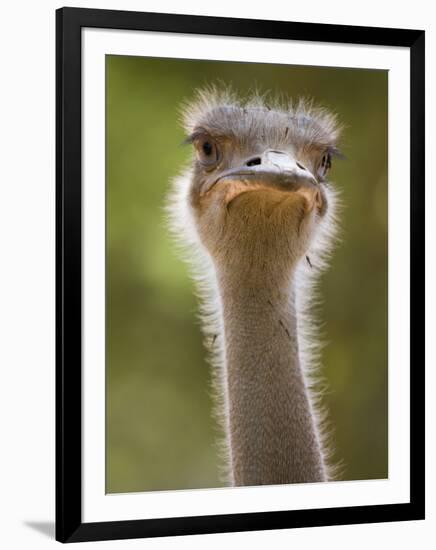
<box><xmin>246</xmin><ymin>157</ymin><xmax>262</xmax><ymax>167</ymax></box>
<box><xmin>296</xmin><ymin>162</ymin><xmax>306</xmax><ymax>171</ymax></box>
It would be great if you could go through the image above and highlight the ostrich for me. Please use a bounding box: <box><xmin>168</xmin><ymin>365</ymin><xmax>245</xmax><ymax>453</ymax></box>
<box><xmin>167</xmin><ymin>87</ymin><xmax>342</xmax><ymax>486</ymax></box>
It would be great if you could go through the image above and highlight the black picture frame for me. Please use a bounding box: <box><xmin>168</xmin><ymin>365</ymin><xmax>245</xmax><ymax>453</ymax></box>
<box><xmin>56</xmin><ymin>6</ymin><xmax>425</xmax><ymax>543</ymax></box>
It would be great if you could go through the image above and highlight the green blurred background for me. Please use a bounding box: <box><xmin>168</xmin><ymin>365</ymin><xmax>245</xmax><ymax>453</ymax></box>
<box><xmin>106</xmin><ymin>55</ymin><xmax>388</xmax><ymax>493</ymax></box>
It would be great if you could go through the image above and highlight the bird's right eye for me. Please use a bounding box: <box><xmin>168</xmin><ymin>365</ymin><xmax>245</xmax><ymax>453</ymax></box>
<box><xmin>194</xmin><ymin>134</ymin><xmax>220</xmax><ymax>168</ymax></box>
<box><xmin>202</xmin><ymin>141</ymin><xmax>213</xmax><ymax>156</ymax></box>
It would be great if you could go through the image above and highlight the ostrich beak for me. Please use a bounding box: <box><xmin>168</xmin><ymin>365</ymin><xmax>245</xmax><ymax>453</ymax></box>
<box><xmin>210</xmin><ymin>149</ymin><xmax>318</xmax><ymax>193</ymax></box>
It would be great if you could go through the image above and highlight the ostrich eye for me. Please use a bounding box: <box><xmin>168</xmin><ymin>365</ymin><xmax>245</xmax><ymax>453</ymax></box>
<box><xmin>317</xmin><ymin>152</ymin><xmax>332</xmax><ymax>180</ymax></box>
<box><xmin>202</xmin><ymin>141</ymin><xmax>213</xmax><ymax>156</ymax></box>
<box><xmin>194</xmin><ymin>134</ymin><xmax>220</xmax><ymax>168</ymax></box>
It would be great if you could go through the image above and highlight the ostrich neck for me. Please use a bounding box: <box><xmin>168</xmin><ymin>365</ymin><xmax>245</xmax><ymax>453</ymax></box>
<box><xmin>217</xmin><ymin>269</ymin><xmax>326</xmax><ymax>486</ymax></box>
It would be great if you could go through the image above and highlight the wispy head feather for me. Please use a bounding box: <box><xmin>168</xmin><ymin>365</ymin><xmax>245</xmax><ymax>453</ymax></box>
<box><xmin>181</xmin><ymin>84</ymin><xmax>342</xmax><ymax>154</ymax></box>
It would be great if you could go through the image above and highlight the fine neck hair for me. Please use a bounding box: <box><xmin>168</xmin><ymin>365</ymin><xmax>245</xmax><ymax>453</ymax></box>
<box><xmin>218</xmin><ymin>263</ymin><xmax>327</xmax><ymax>484</ymax></box>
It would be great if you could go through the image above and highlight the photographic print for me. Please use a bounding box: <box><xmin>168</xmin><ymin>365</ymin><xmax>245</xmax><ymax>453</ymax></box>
<box><xmin>56</xmin><ymin>7</ymin><xmax>424</xmax><ymax>542</ymax></box>
<box><xmin>106</xmin><ymin>57</ymin><xmax>388</xmax><ymax>493</ymax></box>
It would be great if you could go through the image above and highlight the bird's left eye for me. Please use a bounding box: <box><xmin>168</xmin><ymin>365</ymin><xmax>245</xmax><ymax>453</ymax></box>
<box><xmin>317</xmin><ymin>152</ymin><xmax>332</xmax><ymax>180</ymax></box>
<box><xmin>194</xmin><ymin>134</ymin><xmax>220</xmax><ymax>168</ymax></box>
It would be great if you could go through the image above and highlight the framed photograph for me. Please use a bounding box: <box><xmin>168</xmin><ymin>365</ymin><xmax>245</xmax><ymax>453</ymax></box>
<box><xmin>56</xmin><ymin>7</ymin><xmax>425</xmax><ymax>543</ymax></box>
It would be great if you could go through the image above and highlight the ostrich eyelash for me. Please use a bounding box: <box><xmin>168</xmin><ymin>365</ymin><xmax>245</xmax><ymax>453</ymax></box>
<box><xmin>327</xmin><ymin>146</ymin><xmax>345</xmax><ymax>160</ymax></box>
<box><xmin>182</xmin><ymin>129</ymin><xmax>222</xmax><ymax>146</ymax></box>
<box><xmin>182</xmin><ymin>132</ymin><xmax>203</xmax><ymax>145</ymax></box>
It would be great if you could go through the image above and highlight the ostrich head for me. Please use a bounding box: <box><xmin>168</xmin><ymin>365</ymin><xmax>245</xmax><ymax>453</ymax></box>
<box><xmin>175</xmin><ymin>88</ymin><xmax>342</xmax><ymax>286</ymax></box>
